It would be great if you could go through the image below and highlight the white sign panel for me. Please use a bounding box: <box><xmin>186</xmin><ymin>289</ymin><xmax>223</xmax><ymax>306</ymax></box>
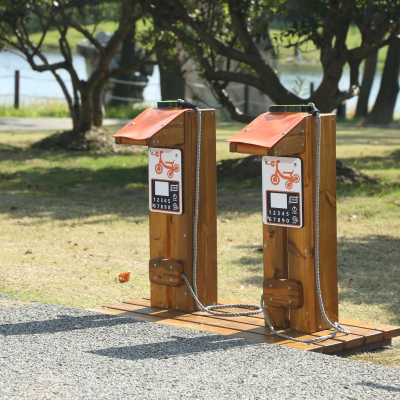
<box><xmin>148</xmin><ymin>147</ymin><xmax>182</xmax><ymax>215</ymax></box>
<box><xmin>262</xmin><ymin>156</ymin><xmax>303</xmax><ymax>228</ymax></box>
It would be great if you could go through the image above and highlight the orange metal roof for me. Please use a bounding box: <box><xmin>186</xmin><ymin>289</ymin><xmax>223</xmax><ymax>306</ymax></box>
<box><xmin>227</xmin><ymin>112</ymin><xmax>309</xmax><ymax>148</ymax></box>
<box><xmin>113</xmin><ymin>108</ymin><xmax>186</xmax><ymax>140</ymax></box>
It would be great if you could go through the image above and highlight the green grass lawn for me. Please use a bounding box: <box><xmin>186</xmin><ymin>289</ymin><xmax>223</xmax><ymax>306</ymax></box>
<box><xmin>0</xmin><ymin>124</ymin><xmax>399</xmax><ymax>367</ymax></box>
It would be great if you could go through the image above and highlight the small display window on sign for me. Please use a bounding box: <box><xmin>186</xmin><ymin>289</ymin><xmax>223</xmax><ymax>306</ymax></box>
<box><xmin>262</xmin><ymin>156</ymin><xmax>303</xmax><ymax>228</ymax></box>
<box><xmin>150</xmin><ymin>179</ymin><xmax>180</xmax><ymax>213</ymax></box>
<box><xmin>148</xmin><ymin>147</ymin><xmax>183</xmax><ymax>215</ymax></box>
<box><xmin>266</xmin><ymin>191</ymin><xmax>301</xmax><ymax>227</ymax></box>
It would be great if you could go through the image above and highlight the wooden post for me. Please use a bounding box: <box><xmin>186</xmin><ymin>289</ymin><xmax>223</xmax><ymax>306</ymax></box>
<box><xmin>263</xmin><ymin>225</ymin><xmax>289</xmax><ymax>328</ymax></box>
<box><xmin>14</xmin><ymin>70</ymin><xmax>19</xmax><ymax>109</ymax></box>
<box><xmin>288</xmin><ymin>114</ymin><xmax>338</xmax><ymax>332</ymax></box>
<box><xmin>228</xmin><ymin>113</ymin><xmax>338</xmax><ymax>334</ymax></box>
<box><xmin>150</xmin><ymin>109</ymin><xmax>217</xmax><ymax>312</ymax></box>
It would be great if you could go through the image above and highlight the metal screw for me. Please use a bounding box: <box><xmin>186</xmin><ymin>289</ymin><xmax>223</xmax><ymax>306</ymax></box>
<box><xmin>306</xmin><ymin>312</ymin><xmax>309</xmax><ymax>315</ymax></box>
<box><xmin>151</xmin><ymin>287</ymin><xmax>154</xmax><ymax>290</ymax></box>
<box><xmin>269</xmin><ymin>298</ymin><xmax>272</xmax><ymax>301</ymax></box>
<box><xmin>264</xmin><ymin>244</ymin><xmax>267</xmax><ymax>247</ymax></box>
<box><xmin>184</xmin><ymin>234</ymin><xmax>187</xmax><ymax>238</ymax></box>
<box><xmin>180</xmin><ymin>122</ymin><xmax>183</xmax><ymax>125</ymax></box>
<box><xmin>301</xmin><ymin>143</ymin><xmax>304</xmax><ymax>146</ymax></box>
<box><xmin>180</xmin><ymin>135</ymin><xmax>183</xmax><ymax>138</ymax></box>
<box><xmin>154</xmin><ymin>276</ymin><xmax>157</xmax><ymax>279</ymax></box>
<box><xmin>150</xmin><ymin>230</ymin><xmax>153</xmax><ymax>233</ymax></box>
<box><xmin>199</xmin><ymin>323</ymin><xmax>204</xmax><ymax>326</ymax></box>
<box><xmin>276</xmin><ymin>322</ymin><xmax>279</xmax><ymax>326</ymax></box>
<box><xmin>154</xmin><ymin>264</ymin><xmax>156</xmax><ymax>267</ymax></box>
<box><xmin>288</xmin><ymin>287</ymin><xmax>291</xmax><ymax>290</ymax></box>
<box><xmin>282</xmin><ymin>131</ymin><xmax>286</xmax><ymax>135</ymax></box>
<box><xmin>332</xmin><ymin>117</ymin><xmax>335</xmax><ymax>120</ymax></box>
<box><xmin>269</xmin><ymin>284</ymin><xmax>272</xmax><ymax>288</ymax></box>
<box><xmin>319</xmin><ymin>325</ymin><xmax>322</xmax><ymax>329</ymax></box>
<box><xmin>295</xmin><ymin>326</ymin><xmax>298</xmax><ymax>330</ymax></box>
<box><xmin>157</xmin><ymin>140</ymin><xmax>160</xmax><ymax>143</ymax></box>
<box><xmin>161</xmin><ymin>124</ymin><xmax>165</xmax><ymax>126</ymax></box>
<box><xmin>245</xmin><ymin>128</ymin><xmax>249</xmax><ymax>131</ymax></box>
<box><xmin>170</xmin><ymin>279</ymin><xmax>173</xmax><ymax>282</ymax></box>
<box><xmin>152</xmin><ymin>140</ymin><xmax>155</xmax><ymax>143</ymax></box>
<box><xmin>101</xmin><ymin>306</ymin><xmax>107</xmax><ymax>309</ymax></box>
<box><xmin>301</xmin><ymin>130</ymin><xmax>304</xmax><ymax>133</ymax></box>
<box><xmin>288</xmin><ymin>300</ymin><xmax>291</xmax><ymax>303</ymax></box>
<box><xmin>170</xmin><ymin>266</ymin><xmax>173</xmax><ymax>269</ymax></box>
<box><xmin>130</xmin><ymin>122</ymin><xmax>134</xmax><ymax>126</ymax></box>
<box><xmin>184</xmin><ymin>292</ymin><xmax>187</xmax><ymax>295</ymax></box>
<box><xmin>176</xmin><ymin>306</ymin><xmax>179</xmax><ymax>309</ymax></box>
<box><xmin>211</xmin><ymin>112</ymin><xmax>214</xmax><ymax>115</ymax></box>
<box><xmin>304</xmin><ymin>249</ymin><xmax>307</xmax><ymax>253</ymax></box>
<box><xmin>160</xmin><ymin>303</ymin><xmax>163</xmax><ymax>307</ymax></box>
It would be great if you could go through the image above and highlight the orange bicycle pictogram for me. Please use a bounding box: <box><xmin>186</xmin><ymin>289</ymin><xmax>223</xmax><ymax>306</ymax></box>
<box><xmin>270</xmin><ymin>160</ymin><xmax>300</xmax><ymax>190</ymax></box>
<box><xmin>153</xmin><ymin>151</ymin><xmax>180</xmax><ymax>178</ymax></box>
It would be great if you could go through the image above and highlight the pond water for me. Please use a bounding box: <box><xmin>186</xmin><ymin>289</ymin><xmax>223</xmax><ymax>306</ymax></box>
<box><xmin>0</xmin><ymin>50</ymin><xmax>399</xmax><ymax>117</ymax></box>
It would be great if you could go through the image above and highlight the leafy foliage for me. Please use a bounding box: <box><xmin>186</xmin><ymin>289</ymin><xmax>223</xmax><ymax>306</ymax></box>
<box><xmin>149</xmin><ymin>0</ymin><xmax>400</xmax><ymax>121</ymax></box>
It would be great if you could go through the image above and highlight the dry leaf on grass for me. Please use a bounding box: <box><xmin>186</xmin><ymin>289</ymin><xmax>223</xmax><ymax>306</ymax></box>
<box><xmin>225</xmin><ymin>237</ymin><xmax>233</xmax><ymax>242</ymax></box>
<box><xmin>118</xmin><ymin>272</ymin><xmax>130</xmax><ymax>283</ymax></box>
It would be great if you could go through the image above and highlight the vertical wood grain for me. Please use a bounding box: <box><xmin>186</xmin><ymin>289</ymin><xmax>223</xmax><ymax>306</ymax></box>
<box><xmin>288</xmin><ymin>116</ymin><xmax>317</xmax><ymax>333</ymax></box>
<box><xmin>196</xmin><ymin>110</ymin><xmax>217</xmax><ymax>307</ymax></box>
<box><xmin>169</xmin><ymin>109</ymin><xmax>217</xmax><ymax>311</ymax></box>
<box><xmin>149</xmin><ymin>212</ymin><xmax>170</xmax><ymax>308</ymax></box>
<box><xmin>315</xmin><ymin>114</ymin><xmax>338</xmax><ymax>329</ymax></box>
<box><xmin>263</xmin><ymin>225</ymin><xmax>289</xmax><ymax>328</ymax></box>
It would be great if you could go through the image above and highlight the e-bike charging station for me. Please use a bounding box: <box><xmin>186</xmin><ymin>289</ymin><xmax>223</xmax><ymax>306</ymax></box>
<box><xmin>228</xmin><ymin>105</ymin><xmax>340</xmax><ymax>335</ymax></box>
<box><xmin>113</xmin><ymin>101</ymin><xmax>217</xmax><ymax>312</ymax></box>
<box><xmin>97</xmin><ymin>101</ymin><xmax>400</xmax><ymax>354</ymax></box>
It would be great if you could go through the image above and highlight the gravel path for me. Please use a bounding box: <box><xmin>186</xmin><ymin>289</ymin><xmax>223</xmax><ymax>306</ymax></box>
<box><xmin>1</xmin><ymin>298</ymin><xmax>400</xmax><ymax>400</ymax></box>
<box><xmin>0</xmin><ymin>117</ymin><xmax>130</xmax><ymax>131</ymax></box>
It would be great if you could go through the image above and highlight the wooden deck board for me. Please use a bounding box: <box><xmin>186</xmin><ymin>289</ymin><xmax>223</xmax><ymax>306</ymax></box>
<box><xmin>90</xmin><ymin>298</ymin><xmax>400</xmax><ymax>356</ymax></box>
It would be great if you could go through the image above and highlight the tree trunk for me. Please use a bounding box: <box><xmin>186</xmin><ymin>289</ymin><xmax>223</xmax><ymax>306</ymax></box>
<box><xmin>355</xmin><ymin>50</ymin><xmax>378</xmax><ymax>118</ymax></box>
<box><xmin>156</xmin><ymin>48</ymin><xmax>185</xmax><ymax>100</ymax></box>
<box><xmin>69</xmin><ymin>102</ymin><xmax>80</xmax><ymax>133</ymax></box>
<box><xmin>78</xmin><ymin>93</ymin><xmax>93</xmax><ymax>133</ymax></box>
<box><xmin>92</xmin><ymin>80</ymin><xmax>107</xmax><ymax>127</ymax></box>
<box><xmin>366</xmin><ymin>40</ymin><xmax>400</xmax><ymax>125</ymax></box>
<box><xmin>110</xmin><ymin>19</ymin><xmax>137</xmax><ymax>106</ymax></box>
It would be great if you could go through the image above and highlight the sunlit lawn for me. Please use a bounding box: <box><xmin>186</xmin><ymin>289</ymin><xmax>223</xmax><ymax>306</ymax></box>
<box><xmin>0</xmin><ymin>123</ymin><xmax>399</xmax><ymax>368</ymax></box>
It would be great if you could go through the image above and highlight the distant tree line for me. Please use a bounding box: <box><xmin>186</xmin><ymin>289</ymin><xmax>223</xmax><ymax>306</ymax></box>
<box><xmin>0</xmin><ymin>0</ymin><xmax>399</xmax><ymax>138</ymax></box>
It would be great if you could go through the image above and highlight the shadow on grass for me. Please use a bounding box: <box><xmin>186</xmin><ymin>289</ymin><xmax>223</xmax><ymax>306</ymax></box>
<box><xmin>239</xmin><ymin>235</ymin><xmax>400</xmax><ymax>325</ymax></box>
<box><xmin>337</xmin><ymin>234</ymin><xmax>400</xmax><ymax>324</ymax></box>
<box><xmin>88</xmin><ymin>334</ymin><xmax>256</xmax><ymax>361</ymax></box>
<box><xmin>340</xmin><ymin>154</ymin><xmax>400</xmax><ymax>172</ymax></box>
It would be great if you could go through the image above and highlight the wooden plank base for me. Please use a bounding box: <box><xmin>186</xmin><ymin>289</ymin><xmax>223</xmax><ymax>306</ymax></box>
<box><xmin>90</xmin><ymin>298</ymin><xmax>399</xmax><ymax>356</ymax></box>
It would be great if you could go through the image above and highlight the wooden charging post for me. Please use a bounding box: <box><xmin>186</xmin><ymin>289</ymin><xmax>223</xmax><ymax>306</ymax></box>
<box><xmin>113</xmin><ymin>106</ymin><xmax>217</xmax><ymax>312</ymax></box>
<box><xmin>228</xmin><ymin>111</ymin><xmax>338</xmax><ymax>333</ymax></box>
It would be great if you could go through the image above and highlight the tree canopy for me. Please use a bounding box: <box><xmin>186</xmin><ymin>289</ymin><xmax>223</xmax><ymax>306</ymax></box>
<box><xmin>150</xmin><ymin>0</ymin><xmax>400</xmax><ymax>122</ymax></box>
